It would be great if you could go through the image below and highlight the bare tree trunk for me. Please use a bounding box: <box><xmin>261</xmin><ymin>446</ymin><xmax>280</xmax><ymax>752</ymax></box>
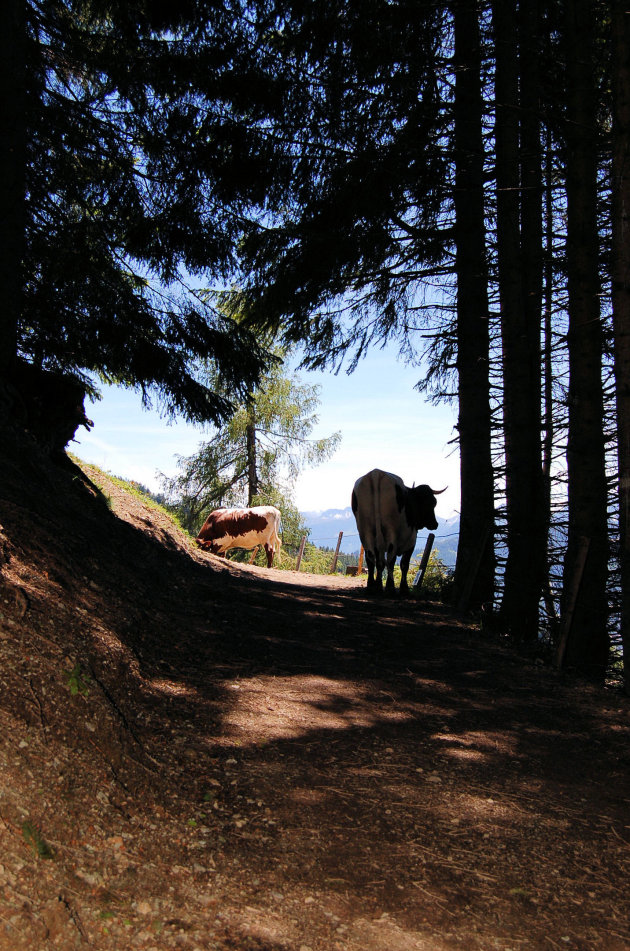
<box><xmin>493</xmin><ymin>0</ymin><xmax>546</xmax><ymax>641</ymax></box>
<box><xmin>611</xmin><ymin>0</ymin><xmax>630</xmax><ymax>693</ymax></box>
<box><xmin>452</xmin><ymin>0</ymin><xmax>495</xmax><ymax>614</ymax></box>
<box><xmin>561</xmin><ymin>0</ymin><xmax>609</xmax><ymax>680</ymax></box>
<box><xmin>519</xmin><ymin>0</ymin><xmax>546</xmax><ymax>579</ymax></box>
<box><xmin>246</xmin><ymin>419</ymin><xmax>259</xmax><ymax>505</ymax></box>
<box><xmin>0</xmin><ymin>0</ymin><xmax>25</xmax><ymax>379</ymax></box>
<box><xmin>541</xmin><ymin>126</ymin><xmax>557</xmax><ymax>630</ymax></box>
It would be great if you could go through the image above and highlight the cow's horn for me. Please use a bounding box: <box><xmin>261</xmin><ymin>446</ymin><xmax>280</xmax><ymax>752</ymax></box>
<box><xmin>431</xmin><ymin>486</ymin><xmax>448</xmax><ymax>495</ymax></box>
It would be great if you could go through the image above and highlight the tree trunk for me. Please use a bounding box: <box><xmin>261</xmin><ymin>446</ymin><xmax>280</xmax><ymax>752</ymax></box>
<box><xmin>246</xmin><ymin>419</ymin><xmax>258</xmax><ymax>505</ymax></box>
<box><xmin>611</xmin><ymin>0</ymin><xmax>630</xmax><ymax>692</ymax></box>
<box><xmin>519</xmin><ymin>0</ymin><xmax>547</xmax><ymax>595</ymax></box>
<box><xmin>0</xmin><ymin>0</ymin><xmax>25</xmax><ymax>379</ymax></box>
<box><xmin>452</xmin><ymin>0</ymin><xmax>495</xmax><ymax>614</ymax></box>
<box><xmin>493</xmin><ymin>0</ymin><xmax>546</xmax><ymax>640</ymax></box>
<box><xmin>541</xmin><ymin>126</ymin><xmax>557</xmax><ymax>630</ymax></box>
<box><xmin>561</xmin><ymin>0</ymin><xmax>609</xmax><ymax>680</ymax></box>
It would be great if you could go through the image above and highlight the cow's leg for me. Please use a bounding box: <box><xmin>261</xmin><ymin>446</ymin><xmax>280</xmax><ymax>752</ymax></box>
<box><xmin>399</xmin><ymin>548</ymin><xmax>414</xmax><ymax>594</ymax></box>
<box><xmin>384</xmin><ymin>544</ymin><xmax>397</xmax><ymax>595</ymax></box>
<box><xmin>376</xmin><ymin>550</ymin><xmax>387</xmax><ymax>594</ymax></box>
<box><xmin>264</xmin><ymin>543</ymin><xmax>274</xmax><ymax>568</ymax></box>
<box><xmin>365</xmin><ymin>549</ymin><xmax>377</xmax><ymax>588</ymax></box>
<box><xmin>365</xmin><ymin>549</ymin><xmax>384</xmax><ymax>594</ymax></box>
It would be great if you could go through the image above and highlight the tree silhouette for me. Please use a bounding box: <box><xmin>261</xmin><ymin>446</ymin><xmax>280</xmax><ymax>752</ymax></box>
<box><xmin>2</xmin><ymin>0</ymin><xmax>295</xmax><ymax>423</ymax></box>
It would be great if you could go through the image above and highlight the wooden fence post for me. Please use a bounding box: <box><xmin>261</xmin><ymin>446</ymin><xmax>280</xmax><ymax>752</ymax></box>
<box><xmin>413</xmin><ymin>533</ymin><xmax>435</xmax><ymax>590</ymax></box>
<box><xmin>330</xmin><ymin>531</ymin><xmax>343</xmax><ymax>574</ymax></box>
<box><xmin>295</xmin><ymin>535</ymin><xmax>307</xmax><ymax>571</ymax></box>
<box><xmin>357</xmin><ymin>546</ymin><xmax>364</xmax><ymax>575</ymax></box>
<box><xmin>555</xmin><ymin>536</ymin><xmax>590</xmax><ymax>669</ymax></box>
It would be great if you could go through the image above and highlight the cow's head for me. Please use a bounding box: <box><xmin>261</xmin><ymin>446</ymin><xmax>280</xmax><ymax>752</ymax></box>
<box><xmin>407</xmin><ymin>484</ymin><xmax>445</xmax><ymax>531</ymax></box>
<box><xmin>195</xmin><ymin>537</ymin><xmax>221</xmax><ymax>554</ymax></box>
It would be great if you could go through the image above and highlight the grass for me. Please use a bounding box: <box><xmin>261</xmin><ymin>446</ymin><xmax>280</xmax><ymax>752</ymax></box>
<box><xmin>71</xmin><ymin>455</ymin><xmax>192</xmax><ymax>538</ymax></box>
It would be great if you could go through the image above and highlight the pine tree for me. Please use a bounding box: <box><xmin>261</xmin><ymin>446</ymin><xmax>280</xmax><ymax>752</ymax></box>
<box><xmin>162</xmin><ymin>354</ymin><xmax>341</xmax><ymax>533</ymax></box>
<box><xmin>611</xmin><ymin>0</ymin><xmax>630</xmax><ymax>691</ymax></box>
<box><xmin>493</xmin><ymin>0</ymin><xmax>546</xmax><ymax>640</ymax></box>
<box><xmin>560</xmin><ymin>0</ymin><xmax>609</xmax><ymax>679</ymax></box>
<box><xmin>2</xmin><ymin>1</ymin><xmax>294</xmax><ymax>426</ymax></box>
<box><xmin>451</xmin><ymin>0</ymin><xmax>495</xmax><ymax>613</ymax></box>
<box><xmin>237</xmin><ymin>0</ymin><xmax>447</xmax><ymax>360</ymax></box>
<box><xmin>0</xmin><ymin>0</ymin><xmax>26</xmax><ymax>375</ymax></box>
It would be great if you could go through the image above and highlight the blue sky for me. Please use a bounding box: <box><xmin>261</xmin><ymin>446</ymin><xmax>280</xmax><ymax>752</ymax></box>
<box><xmin>74</xmin><ymin>347</ymin><xmax>461</xmax><ymax>517</ymax></box>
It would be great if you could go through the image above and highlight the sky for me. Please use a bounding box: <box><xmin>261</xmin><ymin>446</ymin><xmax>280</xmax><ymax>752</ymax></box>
<box><xmin>74</xmin><ymin>347</ymin><xmax>461</xmax><ymax>518</ymax></box>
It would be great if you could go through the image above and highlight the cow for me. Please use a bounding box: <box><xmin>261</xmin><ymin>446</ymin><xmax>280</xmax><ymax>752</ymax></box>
<box><xmin>196</xmin><ymin>505</ymin><xmax>282</xmax><ymax>567</ymax></box>
<box><xmin>351</xmin><ymin>469</ymin><xmax>445</xmax><ymax>595</ymax></box>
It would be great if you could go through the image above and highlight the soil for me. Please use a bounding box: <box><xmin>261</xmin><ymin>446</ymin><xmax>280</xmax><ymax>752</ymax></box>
<box><xmin>0</xmin><ymin>428</ymin><xmax>629</xmax><ymax>951</ymax></box>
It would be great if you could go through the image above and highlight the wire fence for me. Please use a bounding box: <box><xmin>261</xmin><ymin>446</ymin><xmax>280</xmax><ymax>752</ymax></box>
<box><xmin>293</xmin><ymin>528</ymin><xmax>460</xmax><ymax>576</ymax></box>
<box><xmin>307</xmin><ymin>530</ymin><xmax>460</xmax><ymax>545</ymax></box>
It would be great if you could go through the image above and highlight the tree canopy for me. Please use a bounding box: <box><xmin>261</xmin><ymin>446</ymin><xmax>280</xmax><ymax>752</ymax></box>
<box><xmin>4</xmin><ymin>0</ymin><xmax>302</xmax><ymax>421</ymax></box>
<box><xmin>236</xmin><ymin>0</ymin><xmax>449</xmax><ymax>368</ymax></box>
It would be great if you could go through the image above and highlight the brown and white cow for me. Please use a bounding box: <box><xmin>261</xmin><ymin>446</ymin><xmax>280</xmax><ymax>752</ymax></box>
<box><xmin>196</xmin><ymin>505</ymin><xmax>282</xmax><ymax>567</ymax></box>
<box><xmin>351</xmin><ymin>469</ymin><xmax>445</xmax><ymax>594</ymax></box>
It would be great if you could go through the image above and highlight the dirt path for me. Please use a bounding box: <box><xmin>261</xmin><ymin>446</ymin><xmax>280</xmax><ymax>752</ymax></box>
<box><xmin>0</xmin><ymin>446</ymin><xmax>629</xmax><ymax>950</ymax></box>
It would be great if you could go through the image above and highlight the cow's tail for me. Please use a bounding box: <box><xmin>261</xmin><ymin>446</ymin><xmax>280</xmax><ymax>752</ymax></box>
<box><xmin>273</xmin><ymin>514</ymin><xmax>282</xmax><ymax>552</ymax></box>
<box><xmin>373</xmin><ymin>473</ymin><xmax>383</xmax><ymax>553</ymax></box>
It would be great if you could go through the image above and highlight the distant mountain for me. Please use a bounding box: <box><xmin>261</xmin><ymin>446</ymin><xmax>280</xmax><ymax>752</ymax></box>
<box><xmin>301</xmin><ymin>507</ymin><xmax>460</xmax><ymax>567</ymax></box>
<box><xmin>432</xmin><ymin>515</ymin><xmax>460</xmax><ymax>568</ymax></box>
<box><xmin>301</xmin><ymin>507</ymin><xmax>358</xmax><ymax>553</ymax></box>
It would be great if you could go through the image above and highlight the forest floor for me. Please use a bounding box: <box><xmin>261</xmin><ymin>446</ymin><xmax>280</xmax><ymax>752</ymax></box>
<box><xmin>0</xmin><ymin>428</ymin><xmax>629</xmax><ymax>951</ymax></box>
